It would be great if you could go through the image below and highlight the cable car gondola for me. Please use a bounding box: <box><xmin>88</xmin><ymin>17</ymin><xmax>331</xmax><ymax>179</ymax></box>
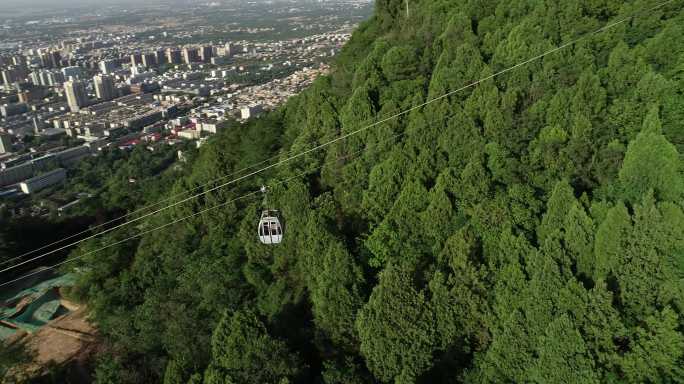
<box><xmin>258</xmin><ymin>210</ymin><xmax>283</xmax><ymax>244</ymax></box>
<box><xmin>257</xmin><ymin>186</ymin><xmax>283</xmax><ymax>244</ymax></box>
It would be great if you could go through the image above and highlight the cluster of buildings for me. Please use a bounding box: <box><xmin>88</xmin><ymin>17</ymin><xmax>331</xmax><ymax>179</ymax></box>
<box><xmin>163</xmin><ymin>64</ymin><xmax>330</xmax><ymax>143</ymax></box>
<box><xmin>0</xmin><ymin>145</ymin><xmax>90</xmax><ymax>194</ymax></box>
<box><xmin>227</xmin><ymin>64</ymin><xmax>331</xmax><ymax>113</ymax></box>
<box><xmin>52</xmin><ymin>93</ymin><xmax>188</xmax><ymax>140</ymax></box>
<box><xmin>0</xmin><ymin>27</ymin><xmax>351</xmax><ymax>135</ymax></box>
<box><xmin>0</xmin><ymin>7</ymin><xmax>358</xmax><ymax>215</ymax></box>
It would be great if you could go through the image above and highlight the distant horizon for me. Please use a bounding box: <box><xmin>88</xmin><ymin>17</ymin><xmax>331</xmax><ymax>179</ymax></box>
<box><xmin>5</xmin><ymin>0</ymin><xmax>364</xmax><ymax>15</ymax></box>
<box><xmin>8</xmin><ymin>0</ymin><xmax>357</xmax><ymax>6</ymax></box>
<box><xmin>1</xmin><ymin>0</ymin><xmax>253</xmax><ymax>17</ymax></box>
<box><xmin>3</xmin><ymin>0</ymin><xmax>167</xmax><ymax>15</ymax></box>
<box><xmin>7</xmin><ymin>0</ymin><xmax>179</xmax><ymax>8</ymax></box>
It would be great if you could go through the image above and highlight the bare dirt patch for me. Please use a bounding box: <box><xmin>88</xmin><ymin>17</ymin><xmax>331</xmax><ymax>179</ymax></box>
<box><xmin>4</xmin><ymin>303</ymin><xmax>100</xmax><ymax>383</ymax></box>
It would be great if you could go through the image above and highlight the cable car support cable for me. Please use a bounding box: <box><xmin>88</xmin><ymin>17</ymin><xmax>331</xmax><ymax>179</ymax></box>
<box><xmin>0</xmin><ymin>0</ymin><xmax>674</xmax><ymax>275</ymax></box>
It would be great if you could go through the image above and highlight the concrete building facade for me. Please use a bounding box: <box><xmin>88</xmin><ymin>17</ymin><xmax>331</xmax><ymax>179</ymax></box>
<box><xmin>94</xmin><ymin>74</ymin><xmax>116</xmax><ymax>101</ymax></box>
<box><xmin>19</xmin><ymin>168</ymin><xmax>67</xmax><ymax>194</ymax></box>
<box><xmin>64</xmin><ymin>80</ymin><xmax>88</xmax><ymax>112</ymax></box>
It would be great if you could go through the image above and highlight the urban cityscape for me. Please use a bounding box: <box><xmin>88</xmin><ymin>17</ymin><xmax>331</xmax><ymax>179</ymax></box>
<box><xmin>2</xmin><ymin>0</ymin><xmax>681</xmax><ymax>383</ymax></box>
<box><xmin>0</xmin><ymin>0</ymin><xmax>372</xmax><ymax>217</ymax></box>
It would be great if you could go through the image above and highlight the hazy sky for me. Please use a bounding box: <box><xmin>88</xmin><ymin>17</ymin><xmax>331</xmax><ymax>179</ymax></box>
<box><xmin>14</xmin><ymin>0</ymin><xmax>166</xmax><ymax>3</ymax></box>
<box><xmin>3</xmin><ymin>0</ymin><xmax>186</xmax><ymax>15</ymax></box>
<box><xmin>9</xmin><ymin>0</ymin><xmax>164</xmax><ymax>6</ymax></box>
<box><xmin>7</xmin><ymin>0</ymin><xmax>283</xmax><ymax>5</ymax></box>
<box><xmin>5</xmin><ymin>0</ymin><xmax>334</xmax><ymax>16</ymax></box>
<box><xmin>4</xmin><ymin>0</ymin><xmax>297</xmax><ymax>11</ymax></box>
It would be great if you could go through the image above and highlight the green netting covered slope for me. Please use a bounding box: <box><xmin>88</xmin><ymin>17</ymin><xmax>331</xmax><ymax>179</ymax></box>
<box><xmin>0</xmin><ymin>273</ymin><xmax>76</xmax><ymax>339</ymax></box>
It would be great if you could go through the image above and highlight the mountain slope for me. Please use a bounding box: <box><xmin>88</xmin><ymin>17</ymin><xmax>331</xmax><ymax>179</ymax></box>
<box><xmin>70</xmin><ymin>0</ymin><xmax>684</xmax><ymax>383</ymax></box>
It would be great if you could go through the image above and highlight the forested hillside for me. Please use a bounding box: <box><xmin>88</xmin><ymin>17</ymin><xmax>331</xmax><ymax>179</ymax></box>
<box><xmin>64</xmin><ymin>0</ymin><xmax>684</xmax><ymax>382</ymax></box>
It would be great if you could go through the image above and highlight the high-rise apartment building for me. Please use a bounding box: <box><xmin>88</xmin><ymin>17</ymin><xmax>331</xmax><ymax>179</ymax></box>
<box><xmin>61</xmin><ymin>66</ymin><xmax>82</xmax><ymax>80</ymax></box>
<box><xmin>1</xmin><ymin>68</ymin><xmax>24</xmax><ymax>85</ymax></box>
<box><xmin>49</xmin><ymin>51</ymin><xmax>62</xmax><ymax>68</ymax></box>
<box><xmin>99</xmin><ymin>60</ymin><xmax>118</xmax><ymax>74</ymax></box>
<box><xmin>0</xmin><ymin>133</ymin><xmax>13</xmax><ymax>154</ymax></box>
<box><xmin>166</xmin><ymin>48</ymin><xmax>182</xmax><ymax>64</ymax></box>
<box><xmin>200</xmin><ymin>45</ymin><xmax>213</xmax><ymax>62</ymax></box>
<box><xmin>182</xmin><ymin>47</ymin><xmax>200</xmax><ymax>64</ymax></box>
<box><xmin>130</xmin><ymin>53</ymin><xmax>143</xmax><ymax>66</ymax></box>
<box><xmin>155</xmin><ymin>49</ymin><xmax>167</xmax><ymax>66</ymax></box>
<box><xmin>94</xmin><ymin>74</ymin><xmax>116</xmax><ymax>101</ymax></box>
<box><xmin>64</xmin><ymin>80</ymin><xmax>88</xmax><ymax>112</ymax></box>
<box><xmin>141</xmin><ymin>53</ymin><xmax>156</xmax><ymax>68</ymax></box>
<box><xmin>47</xmin><ymin>71</ymin><xmax>65</xmax><ymax>86</ymax></box>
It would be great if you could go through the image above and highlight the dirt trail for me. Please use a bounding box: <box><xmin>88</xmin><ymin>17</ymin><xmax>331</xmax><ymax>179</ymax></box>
<box><xmin>5</xmin><ymin>303</ymin><xmax>100</xmax><ymax>383</ymax></box>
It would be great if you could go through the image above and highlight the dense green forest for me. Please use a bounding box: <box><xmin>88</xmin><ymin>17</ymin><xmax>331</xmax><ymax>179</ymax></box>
<box><xmin>13</xmin><ymin>0</ymin><xmax>684</xmax><ymax>382</ymax></box>
<box><xmin>0</xmin><ymin>145</ymin><xmax>181</xmax><ymax>271</ymax></box>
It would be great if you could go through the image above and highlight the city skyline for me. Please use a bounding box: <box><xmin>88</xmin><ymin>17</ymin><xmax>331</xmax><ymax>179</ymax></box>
<box><xmin>5</xmin><ymin>0</ymin><xmax>364</xmax><ymax>11</ymax></box>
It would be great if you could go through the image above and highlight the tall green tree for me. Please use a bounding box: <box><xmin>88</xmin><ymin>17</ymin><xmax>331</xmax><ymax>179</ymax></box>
<box><xmin>356</xmin><ymin>265</ymin><xmax>436</xmax><ymax>383</ymax></box>
<box><xmin>205</xmin><ymin>310</ymin><xmax>303</xmax><ymax>384</ymax></box>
